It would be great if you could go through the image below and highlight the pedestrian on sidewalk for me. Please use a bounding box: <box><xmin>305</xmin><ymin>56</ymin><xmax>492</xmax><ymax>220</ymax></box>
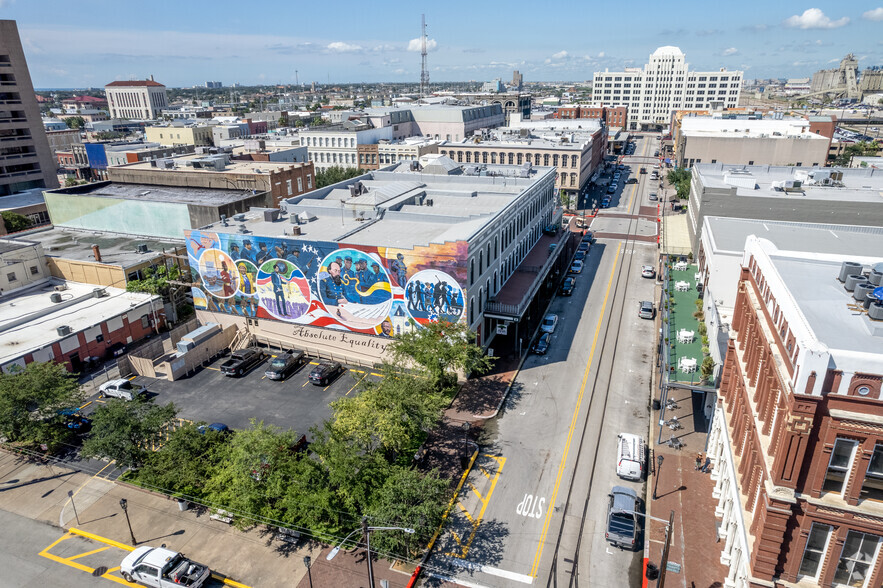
<box><xmin>702</xmin><ymin>457</ymin><xmax>712</xmax><ymax>473</ymax></box>
<box><xmin>695</xmin><ymin>453</ymin><xmax>703</xmax><ymax>470</ymax></box>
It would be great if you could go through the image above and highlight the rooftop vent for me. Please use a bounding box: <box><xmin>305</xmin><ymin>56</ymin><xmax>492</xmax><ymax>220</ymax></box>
<box><xmin>839</xmin><ymin>261</ymin><xmax>862</xmax><ymax>282</ymax></box>
<box><xmin>844</xmin><ymin>274</ymin><xmax>865</xmax><ymax>292</ymax></box>
<box><xmin>50</xmin><ymin>292</ymin><xmax>62</xmax><ymax>303</ymax></box>
<box><xmin>233</xmin><ymin>214</ymin><xmax>246</xmax><ymax>221</ymax></box>
<box><xmin>137</xmin><ymin>244</ymin><xmax>149</xmax><ymax>253</ymax></box>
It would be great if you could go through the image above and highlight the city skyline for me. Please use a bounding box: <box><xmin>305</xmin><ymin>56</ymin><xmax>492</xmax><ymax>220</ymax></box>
<box><xmin>2</xmin><ymin>1</ymin><xmax>882</xmax><ymax>88</ymax></box>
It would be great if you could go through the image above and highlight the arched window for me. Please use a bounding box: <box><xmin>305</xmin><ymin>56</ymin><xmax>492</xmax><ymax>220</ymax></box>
<box><xmin>470</xmin><ymin>298</ymin><xmax>475</xmax><ymax>324</ymax></box>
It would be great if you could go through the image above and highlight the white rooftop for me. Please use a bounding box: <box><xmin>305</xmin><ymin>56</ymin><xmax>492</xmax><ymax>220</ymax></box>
<box><xmin>0</xmin><ymin>279</ymin><xmax>160</xmax><ymax>366</ymax></box>
<box><xmin>680</xmin><ymin>117</ymin><xmax>826</xmax><ymax>140</ymax></box>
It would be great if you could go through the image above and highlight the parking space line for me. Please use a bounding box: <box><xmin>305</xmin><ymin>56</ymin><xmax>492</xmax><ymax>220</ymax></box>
<box><xmin>346</xmin><ymin>372</ymin><xmax>368</xmax><ymax>396</ymax></box>
<box><xmin>302</xmin><ymin>380</ymin><xmax>309</xmax><ymax>387</ymax></box>
<box><xmin>205</xmin><ymin>366</ymin><xmax>221</xmax><ymax>371</ymax></box>
<box><xmin>65</xmin><ymin>546</ymin><xmax>111</xmax><ymax>560</ymax></box>
<box><xmin>69</xmin><ymin>528</ymin><xmax>134</xmax><ymax>551</ymax></box>
<box><xmin>445</xmin><ymin>453</ymin><xmax>506</xmax><ymax>559</ymax></box>
<box><xmin>78</xmin><ymin>400</ymin><xmax>92</xmax><ymax>410</ymax></box>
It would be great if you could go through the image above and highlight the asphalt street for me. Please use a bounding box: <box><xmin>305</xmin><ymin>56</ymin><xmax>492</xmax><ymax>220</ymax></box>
<box><xmin>424</xmin><ymin>135</ymin><xmax>662</xmax><ymax>588</ymax></box>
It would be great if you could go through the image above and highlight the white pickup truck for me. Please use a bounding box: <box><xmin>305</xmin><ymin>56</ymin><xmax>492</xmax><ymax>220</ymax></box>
<box><xmin>120</xmin><ymin>545</ymin><xmax>211</xmax><ymax>587</ymax></box>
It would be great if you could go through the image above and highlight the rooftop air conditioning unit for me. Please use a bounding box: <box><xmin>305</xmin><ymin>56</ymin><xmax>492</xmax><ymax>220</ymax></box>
<box><xmin>54</xmin><ymin>284</ymin><xmax>67</xmax><ymax>292</ymax></box>
<box><xmin>57</xmin><ymin>325</ymin><xmax>71</xmax><ymax>337</ymax></box>
<box><xmin>137</xmin><ymin>244</ymin><xmax>149</xmax><ymax>253</ymax></box>
<box><xmin>92</xmin><ymin>287</ymin><xmax>107</xmax><ymax>298</ymax></box>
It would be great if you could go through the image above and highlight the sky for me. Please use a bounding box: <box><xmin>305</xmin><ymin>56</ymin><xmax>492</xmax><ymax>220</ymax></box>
<box><xmin>2</xmin><ymin>0</ymin><xmax>882</xmax><ymax>89</ymax></box>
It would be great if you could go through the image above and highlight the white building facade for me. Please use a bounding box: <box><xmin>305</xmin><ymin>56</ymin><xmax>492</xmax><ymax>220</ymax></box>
<box><xmin>104</xmin><ymin>79</ymin><xmax>169</xmax><ymax>120</ymax></box>
<box><xmin>593</xmin><ymin>47</ymin><xmax>743</xmax><ymax>131</ymax></box>
<box><xmin>300</xmin><ymin>125</ymin><xmax>393</xmax><ymax>171</ymax></box>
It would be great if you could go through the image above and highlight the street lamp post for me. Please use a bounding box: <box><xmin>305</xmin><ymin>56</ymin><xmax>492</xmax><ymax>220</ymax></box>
<box><xmin>303</xmin><ymin>556</ymin><xmax>313</xmax><ymax>588</ymax></box>
<box><xmin>653</xmin><ymin>455</ymin><xmax>664</xmax><ymax>501</ymax></box>
<box><xmin>327</xmin><ymin>517</ymin><xmax>415</xmax><ymax>588</ymax></box>
<box><xmin>462</xmin><ymin>421</ymin><xmax>471</xmax><ymax>458</ymax></box>
<box><xmin>119</xmin><ymin>498</ymin><xmax>136</xmax><ymax>545</ymax></box>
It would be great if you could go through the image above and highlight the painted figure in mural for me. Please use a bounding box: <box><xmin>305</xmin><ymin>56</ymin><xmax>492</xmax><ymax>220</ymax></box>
<box><xmin>341</xmin><ymin>256</ymin><xmax>360</xmax><ymax>303</ymax></box>
<box><xmin>380</xmin><ymin>318</ymin><xmax>393</xmax><ymax>337</ymax></box>
<box><xmin>321</xmin><ymin>260</ymin><xmax>347</xmax><ymax>306</ymax></box>
<box><xmin>240</xmin><ymin>240</ymin><xmax>257</xmax><ymax>265</ymax></box>
<box><xmin>356</xmin><ymin>260</ymin><xmax>370</xmax><ymax>301</ymax></box>
<box><xmin>286</xmin><ymin>247</ymin><xmax>314</xmax><ymax>273</ymax></box>
<box><xmin>270</xmin><ymin>261</ymin><xmax>288</xmax><ymax>316</ymax></box>
<box><xmin>389</xmin><ymin>253</ymin><xmax>408</xmax><ymax>287</ymax></box>
<box><xmin>229</xmin><ymin>243</ymin><xmax>241</xmax><ymax>262</ymax></box>
<box><xmin>219</xmin><ymin>261</ymin><xmax>235</xmax><ymax>298</ymax></box>
<box><xmin>256</xmin><ymin>242</ymin><xmax>272</xmax><ymax>266</ymax></box>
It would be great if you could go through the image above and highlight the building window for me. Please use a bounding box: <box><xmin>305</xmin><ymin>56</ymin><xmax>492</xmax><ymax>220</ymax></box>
<box><xmin>832</xmin><ymin>531</ymin><xmax>881</xmax><ymax>587</ymax></box>
<box><xmin>307</xmin><ymin>175</ymin><xmax>312</xmax><ymax>189</ymax></box>
<box><xmin>6</xmin><ymin>272</ymin><xmax>16</xmax><ymax>282</ymax></box>
<box><xmin>286</xmin><ymin>179</ymin><xmax>292</xmax><ymax>195</ymax></box>
<box><xmin>861</xmin><ymin>445</ymin><xmax>883</xmax><ymax>502</ymax></box>
<box><xmin>823</xmin><ymin>438</ymin><xmax>858</xmax><ymax>494</ymax></box>
<box><xmin>140</xmin><ymin>314</ymin><xmax>150</xmax><ymax>329</ymax></box>
<box><xmin>30</xmin><ymin>266</ymin><xmax>38</xmax><ymax>275</ymax></box>
<box><xmin>798</xmin><ymin>523</ymin><xmax>832</xmax><ymax>580</ymax></box>
<box><xmin>297</xmin><ymin>177</ymin><xmax>303</xmax><ymax>192</ymax></box>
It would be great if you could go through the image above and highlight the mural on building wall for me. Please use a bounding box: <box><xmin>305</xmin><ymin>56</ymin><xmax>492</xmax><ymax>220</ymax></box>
<box><xmin>185</xmin><ymin>230</ymin><xmax>468</xmax><ymax>337</ymax></box>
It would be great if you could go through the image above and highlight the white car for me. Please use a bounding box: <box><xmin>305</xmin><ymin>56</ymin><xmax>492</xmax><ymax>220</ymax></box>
<box><xmin>98</xmin><ymin>379</ymin><xmax>144</xmax><ymax>400</ymax></box>
<box><xmin>541</xmin><ymin>314</ymin><xmax>559</xmax><ymax>334</ymax></box>
<box><xmin>641</xmin><ymin>265</ymin><xmax>656</xmax><ymax>279</ymax></box>
<box><xmin>570</xmin><ymin>260</ymin><xmax>584</xmax><ymax>274</ymax></box>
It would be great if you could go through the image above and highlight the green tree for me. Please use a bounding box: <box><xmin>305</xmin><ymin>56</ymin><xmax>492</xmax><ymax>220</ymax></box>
<box><xmin>0</xmin><ymin>362</ymin><xmax>84</xmax><ymax>449</ymax></box>
<box><xmin>1</xmin><ymin>211</ymin><xmax>33</xmax><ymax>233</ymax></box>
<box><xmin>834</xmin><ymin>141</ymin><xmax>880</xmax><ymax>167</ymax></box>
<box><xmin>64</xmin><ymin>177</ymin><xmax>82</xmax><ymax>188</ymax></box>
<box><xmin>365</xmin><ymin>466</ymin><xmax>450</xmax><ymax>558</ymax></box>
<box><xmin>81</xmin><ymin>398</ymin><xmax>177</xmax><ymax>469</ymax></box>
<box><xmin>666</xmin><ymin>168</ymin><xmax>692</xmax><ymax>200</ymax></box>
<box><xmin>65</xmin><ymin>116</ymin><xmax>86</xmax><ymax>129</ymax></box>
<box><xmin>126</xmin><ymin>264</ymin><xmax>181</xmax><ymax>297</ymax></box>
<box><xmin>388</xmin><ymin>319</ymin><xmax>494</xmax><ymax>389</ymax></box>
<box><xmin>134</xmin><ymin>422</ymin><xmax>228</xmax><ymax>498</ymax></box>
<box><xmin>204</xmin><ymin>420</ymin><xmax>313</xmax><ymax>530</ymax></box>
<box><xmin>315</xmin><ymin>166</ymin><xmax>366</xmax><ymax>188</ymax></box>
<box><xmin>328</xmin><ymin>364</ymin><xmax>446</xmax><ymax>457</ymax></box>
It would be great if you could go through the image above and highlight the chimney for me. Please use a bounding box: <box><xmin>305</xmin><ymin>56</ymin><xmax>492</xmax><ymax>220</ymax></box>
<box><xmin>150</xmin><ymin>74</ymin><xmax>154</xmax><ymax>82</ymax></box>
<box><xmin>91</xmin><ymin>244</ymin><xmax>102</xmax><ymax>262</ymax></box>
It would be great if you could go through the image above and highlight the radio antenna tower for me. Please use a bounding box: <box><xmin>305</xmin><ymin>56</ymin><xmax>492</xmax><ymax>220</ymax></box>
<box><xmin>420</xmin><ymin>14</ymin><xmax>429</xmax><ymax>98</ymax></box>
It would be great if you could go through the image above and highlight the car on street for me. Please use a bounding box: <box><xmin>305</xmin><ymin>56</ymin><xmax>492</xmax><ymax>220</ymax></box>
<box><xmin>638</xmin><ymin>300</ymin><xmax>655</xmax><ymax>319</ymax></box>
<box><xmin>605</xmin><ymin>486</ymin><xmax>639</xmax><ymax>550</ymax></box>
<box><xmin>601</xmin><ymin>197</ymin><xmax>611</xmax><ymax>208</ymax></box>
<box><xmin>541</xmin><ymin>313</ymin><xmax>559</xmax><ymax>334</ymax></box>
<box><xmin>264</xmin><ymin>350</ymin><xmax>307</xmax><ymax>381</ymax></box>
<box><xmin>606</xmin><ymin>185</ymin><xmax>616</xmax><ymax>195</ymax></box>
<box><xmin>98</xmin><ymin>379</ymin><xmax>145</xmax><ymax>401</ymax></box>
<box><xmin>574</xmin><ymin>251</ymin><xmax>586</xmax><ymax>262</ymax></box>
<box><xmin>197</xmin><ymin>422</ymin><xmax>231</xmax><ymax>435</ymax></box>
<box><xmin>532</xmin><ymin>332</ymin><xmax>552</xmax><ymax>355</ymax></box>
<box><xmin>220</xmin><ymin>347</ymin><xmax>265</xmax><ymax>377</ymax></box>
<box><xmin>560</xmin><ymin>276</ymin><xmax>575</xmax><ymax>296</ymax></box>
<box><xmin>309</xmin><ymin>361</ymin><xmax>344</xmax><ymax>386</ymax></box>
<box><xmin>570</xmin><ymin>260</ymin><xmax>584</xmax><ymax>274</ymax></box>
<box><xmin>640</xmin><ymin>167</ymin><xmax>646</xmax><ymax>174</ymax></box>
<box><xmin>626</xmin><ymin>177</ymin><xmax>637</xmax><ymax>184</ymax></box>
<box><xmin>649</xmin><ymin>192</ymin><xmax>658</xmax><ymax>201</ymax></box>
<box><xmin>581</xmin><ymin>231</ymin><xmax>594</xmax><ymax>243</ymax></box>
<box><xmin>577</xmin><ymin>241</ymin><xmax>590</xmax><ymax>252</ymax></box>
<box><xmin>120</xmin><ymin>545</ymin><xmax>211</xmax><ymax>587</ymax></box>
<box><xmin>641</xmin><ymin>265</ymin><xmax>656</xmax><ymax>279</ymax></box>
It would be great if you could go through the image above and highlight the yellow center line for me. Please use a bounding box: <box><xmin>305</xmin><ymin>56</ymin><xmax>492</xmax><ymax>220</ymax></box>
<box><xmin>529</xmin><ymin>243</ymin><xmax>623</xmax><ymax>577</ymax></box>
<box><xmin>627</xmin><ymin>137</ymin><xmax>651</xmax><ymax>211</ymax></box>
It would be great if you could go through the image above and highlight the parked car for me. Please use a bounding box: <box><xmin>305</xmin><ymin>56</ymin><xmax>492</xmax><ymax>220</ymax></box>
<box><xmin>638</xmin><ymin>301</ymin><xmax>655</xmax><ymax>319</ymax></box>
<box><xmin>541</xmin><ymin>314</ymin><xmax>559</xmax><ymax>334</ymax></box>
<box><xmin>606</xmin><ymin>486</ymin><xmax>639</xmax><ymax>550</ymax></box>
<box><xmin>98</xmin><ymin>379</ymin><xmax>144</xmax><ymax>401</ymax></box>
<box><xmin>264</xmin><ymin>350</ymin><xmax>307</xmax><ymax>381</ymax></box>
<box><xmin>120</xmin><ymin>545</ymin><xmax>211</xmax><ymax>587</ymax></box>
<box><xmin>220</xmin><ymin>347</ymin><xmax>265</xmax><ymax>377</ymax></box>
<box><xmin>197</xmin><ymin>422</ymin><xmax>230</xmax><ymax>435</ymax></box>
<box><xmin>581</xmin><ymin>231</ymin><xmax>595</xmax><ymax>243</ymax></box>
<box><xmin>606</xmin><ymin>185</ymin><xmax>616</xmax><ymax>195</ymax></box>
<box><xmin>532</xmin><ymin>332</ymin><xmax>552</xmax><ymax>355</ymax></box>
<box><xmin>309</xmin><ymin>361</ymin><xmax>343</xmax><ymax>386</ymax></box>
<box><xmin>570</xmin><ymin>260</ymin><xmax>584</xmax><ymax>274</ymax></box>
<box><xmin>649</xmin><ymin>192</ymin><xmax>658</xmax><ymax>201</ymax></box>
<box><xmin>560</xmin><ymin>276</ymin><xmax>575</xmax><ymax>296</ymax></box>
<box><xmin>577</xmin><ymin>241</ymin><xmax>590</xmax><ymax>252</ymax></box>
<box><xmin>574</xmin><ymin>251</ymin><xmax>586</xmax><ymax>262</ymax></box>
<box><xmin>601</xmin><ymin>197</ymin><xmax>611</xmax><ymax>208</ymax></box>
<box><xmin>641</xmin><ymin>265</ymin><xmax>656</xmax><ymax>279</ymax></box>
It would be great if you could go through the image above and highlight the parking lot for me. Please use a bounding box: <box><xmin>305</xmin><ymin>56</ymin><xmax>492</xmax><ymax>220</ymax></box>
<box><xmin>82</xmin><ymin>350</ymin><xmax>381</xmax><ymax>439</ymax></box>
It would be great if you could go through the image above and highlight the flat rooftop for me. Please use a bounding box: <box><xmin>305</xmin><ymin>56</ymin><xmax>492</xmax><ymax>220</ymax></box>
<box><xmin>116</xmin><ymin>155</ymin><xmax>307</xmax><ymax>174</ymax></box>
<box><xmin>198</xmin><ymin>160</ymin><xmax>555</xmax><ymax>249</ymax></box>
<box><xmin>771</xmin><ymin>254</ymin><xmax>883</xmax><ymax>356</ymax></box>
<box><xmin>0</xmin><ymin>279</ymin><xmax>159</xmax><ymax>365</ymax></box>
<box><xmin>680</xmin><ymin>117</ymin><xmax>826</xmax><ymax>139</ymax></box>
<box><xmin>695</xmin><ymin>164</ymin><xmax>883</xmax><ymax>204</ymax></box>
<box><xmin>706</xmin><ymin>217</ymin><xmax>883</xmax><ymax>257</ymax></box>
<box><xmin>21</xmin><ymin>227</ymin><xmax>183</xmax><ymax>267</ymax></box>
<box><xmin>46</xmin><ymin>181</ymin><xmax>264</xmax><ymax>206</ymax></box>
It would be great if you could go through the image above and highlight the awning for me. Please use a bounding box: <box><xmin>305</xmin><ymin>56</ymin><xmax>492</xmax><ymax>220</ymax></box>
<box><xmin>661</xmin><ymin>214</ymin><xmax>692</xmax><ymax>256</ymax></box>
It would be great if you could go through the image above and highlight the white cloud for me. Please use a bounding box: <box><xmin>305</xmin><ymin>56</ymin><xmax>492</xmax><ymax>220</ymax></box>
<box><xmin>722</xmin><ymin>47</ymin><xmax>738</xmax><ymax>56</ymax></box>
<box><xmin>597</xmin><ymin>51</ymin><xmax>605</xmax><ymax>58</ymax></box>
<box><xmin>407</xmin><ymin>38</ymin><xmax>437</xmax><ymax>52</ymax></box>
<box><xmin>863</xmin><ymin>7</ymin><xmax>883</xmax><ymax>20</ymax></box>
<box><xmin>784</xmin><ymin>8</ymin><xmax>849</xmax><ymax>29</ymax></box>
<box><xmin>326</xmin><ymin>42</ymin><xmax>363</xmax><ymax>53</ymax></box>
<box><xmin>551</xmin><ymin>50</ymin><xmax>569</xmax><ymax>60</ymax></box>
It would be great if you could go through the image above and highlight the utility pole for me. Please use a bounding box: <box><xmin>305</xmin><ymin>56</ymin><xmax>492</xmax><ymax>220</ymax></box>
<box><xmin>362</xmin><ymin>516</ymin><xmax>374</xmax><ymax>588</ymax></box>
<box><xmin>657</xmin><ymin>510</ymin><xmax>675</xmax><ymax>588</ymax></box>
<box><xmin>295</xmin><ymin>70</ymin><xmax>299</xmax><ymax>88</ymax></box>
<box><xmin>420</xmin><ymin>14</ymin><xmax>430</xmax><ymax>98</ymax></box>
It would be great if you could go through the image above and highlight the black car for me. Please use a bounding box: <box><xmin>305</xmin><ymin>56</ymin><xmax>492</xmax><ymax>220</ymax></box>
<box><xmin>220</xmin><ymin>347</ymin><xmax>265</xmax><ymax>377</ymax></box>
<box><xmin>532</xmin><ymin>332</ymin><xmax>552</xmax><ymax>355</ymax></box>
<box><xmin>581</xmin><ymin>231</ymin><xmax>595</xmax><ymax>243</ymax></box>
<box><xmin>560</xmin><ymin>276</ymin><xmax>575</xmax><ymax>296</ymax></box>
<box><xmin>574</xmin><ymin>251</ymin><xmax>586</xmax><ymax>262</ymax></box>
<box><xmin>577</xmin><ymin>242</ymin><xmax>590</xmax><ymax>252</ymax></box>
<box><xmin>309</xmin><ymin>361</ymin><xmax>344</xmax><ymax>386</ymax></box>
<box><xmin>264</xmin><ymin>350</ymin><xmax>307</xmax><ymax>381</ymax></box>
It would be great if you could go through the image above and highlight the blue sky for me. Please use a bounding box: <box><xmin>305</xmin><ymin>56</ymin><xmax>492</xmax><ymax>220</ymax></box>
<box><xmin>2</xmin><ymin>0</ymin><xmax>882</xmax><ymax>88</ymax></box>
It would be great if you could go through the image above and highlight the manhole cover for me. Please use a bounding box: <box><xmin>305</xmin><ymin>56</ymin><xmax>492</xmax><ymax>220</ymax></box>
<box><xmin>92</xmin><ymin>567</ymin><xmax>108</xmax><ymax>576</ymax></box>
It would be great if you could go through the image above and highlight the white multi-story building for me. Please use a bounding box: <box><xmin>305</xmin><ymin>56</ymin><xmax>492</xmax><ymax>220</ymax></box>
<box><xmin>299</xmin><ymin>122</ymin><xmax>392</xmax><ymax>171</ymax></box>
<box><xmin>593</xmin><ymin>46</ymin><xmax>742</xmax><ymax>131</ymax></box>
<box><xmin>104</xmin><ymin>78</ymin><xmax>169</xmax><ymax>120</ymax></box>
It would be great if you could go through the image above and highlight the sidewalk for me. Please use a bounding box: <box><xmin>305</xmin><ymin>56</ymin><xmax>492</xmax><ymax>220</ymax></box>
<box><xmin>645</xmin><ymin>386</ymin><xmax>727</xmax><ymax>588</ymax></box>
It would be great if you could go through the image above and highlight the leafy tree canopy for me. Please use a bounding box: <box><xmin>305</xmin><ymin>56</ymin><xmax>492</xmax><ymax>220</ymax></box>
<box><xmin>1</xmin><ymin>211</ymin><xmax>33</xmax><ymax>233</ymax></box>
<box><xmin>135</xmin><ymin>422</ymin><xmax>228</xmax><ymax>498</ymax></box>
<box><xmin>65</xmin><ymin>116</ymin><xmax>86</xmax><ymax>129</ymax></box>
<box><xmin>80</xmin><ymin>397</ymin><xmax>177</xmax><ymax>469</ymax></box>
<box><xmin>666</xmin><ymin>168</ymin><xmax>692</xmax><ymax>200</ymax></box>
<box><xmin>126</xmin><ymin>264</ymin><xmax>181</xmax><ymax>297</ymax></box>
<box><xmin>315</xmin><ymin>166</ymin><xmax>366</xmax><ymax>189</ymax></box>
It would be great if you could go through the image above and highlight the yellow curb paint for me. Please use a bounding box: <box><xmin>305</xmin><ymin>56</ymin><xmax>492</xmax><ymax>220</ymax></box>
<box><xmin>68</xmin><ymin>528</ymin><xmax>135</xmax><ymax>552</ymax></box>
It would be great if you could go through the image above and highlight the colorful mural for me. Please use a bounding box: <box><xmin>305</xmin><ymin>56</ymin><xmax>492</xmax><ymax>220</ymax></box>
<box><xmin>185</xmin><ymin>230</ymin><xmax>468</xmax><ymax>337</ymax></box>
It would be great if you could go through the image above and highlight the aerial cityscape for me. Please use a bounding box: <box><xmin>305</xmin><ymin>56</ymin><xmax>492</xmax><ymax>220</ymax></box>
<box><xmin>0</xmin><ymin>3</ymin><xmax>882</xmax><ymax>588</ymax></box>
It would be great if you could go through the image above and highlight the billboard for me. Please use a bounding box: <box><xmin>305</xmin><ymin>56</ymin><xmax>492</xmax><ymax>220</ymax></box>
<box><xmin>185</xmin><ymin>230</ymin><xmax>468</xmax><ymax>337</ymax></box>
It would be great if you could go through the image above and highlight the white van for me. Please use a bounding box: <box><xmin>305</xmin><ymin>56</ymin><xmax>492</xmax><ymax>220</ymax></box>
<box><xmin>616</xmin><ymin>433</ymin><xmax>645</xmax><ymax>480</ymax></box>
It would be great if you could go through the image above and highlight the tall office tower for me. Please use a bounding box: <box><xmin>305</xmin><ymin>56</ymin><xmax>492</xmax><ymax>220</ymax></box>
<box><xmin>0</xmin><ymin>20</ymin><xmax>60</xmax><ymax>196</ymax></box>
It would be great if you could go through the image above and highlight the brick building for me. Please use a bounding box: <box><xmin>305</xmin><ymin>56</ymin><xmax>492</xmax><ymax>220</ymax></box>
<box><xmin>552</xmin><ymin>105</ymin><xmax>628</xmax><ymax>127</ymax></box>
<box><xmin>705</xmin><ymin>236</ymin><xmax>883</xmax><ymax>587</ymax></box>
